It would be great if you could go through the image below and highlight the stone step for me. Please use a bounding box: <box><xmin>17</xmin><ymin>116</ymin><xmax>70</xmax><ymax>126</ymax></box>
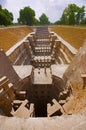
<box><xmin>60</xmin><ymin>48</ymin><xmax>70</xmax><ymax>64</ymax></box>
<box><xmin>47</xmin><ymin>99</ymin><xmax>65</xmax><ymax>117</ymax></box>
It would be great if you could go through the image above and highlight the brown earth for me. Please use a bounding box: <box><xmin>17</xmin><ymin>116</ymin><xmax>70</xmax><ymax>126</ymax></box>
<box><xmin>1</xmin><ymin>25</ymin><xmax>86</xmax><ymax>51</ymax></box>
<box><xmin>51</xmin><ymin>26</ymin><xmax>86</xmax><ymax>49</ymax></box>
<box><xmin>63</xmin><ymin>41</ymin><xmax>86</xmax><ymax>114</ymax></box>
<box><xmin>0</xmin><ymin>26</ymin><xmax>32</xmax><ymax>52</ymax></box>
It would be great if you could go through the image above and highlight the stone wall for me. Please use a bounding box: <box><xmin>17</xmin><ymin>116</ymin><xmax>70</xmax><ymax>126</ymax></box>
<box><xmin>6</xmin><ymin>33</ymin><xmax>35</xmax><ymax>65</ymax></box>
<box><xmin>6</xmin><ymin>31</ymin><xmax>77</xmax><ymax>66</ymax></box>
<box><xmin>0</xmin><ymin>50</ymin><xmax>20</xmax><ymax>84</ymax></box>
<box><xmin>0</xmin><ymin>76</ymin><xmax>15</xmax><ymax>116</ymax></box>
<box><xmin>50</xmin><ymin>32</ymin><xmax>77</xmax><ymax>64</ymax></box>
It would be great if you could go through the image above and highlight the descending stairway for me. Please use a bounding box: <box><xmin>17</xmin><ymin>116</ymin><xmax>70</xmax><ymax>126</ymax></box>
<box><xmin>0</xmin><ymin>27</ymin><xmax>76</xmax><ymax>119</ymax></box>
<box><xmin>31</xmin><ymin>27</ymin><xmax>53</xmax><ymax>68</ymax></box>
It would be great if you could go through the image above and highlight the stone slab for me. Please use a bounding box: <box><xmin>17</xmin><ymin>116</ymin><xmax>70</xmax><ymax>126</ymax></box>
<box><xmin>13</xmin><ymin>65</ymin><xmax>33</xmax><ymax>79</ymax></box>
<box><xmin>0</xmin><ymin>115</ymin><xmax>86</xmax><ymax>130</ymax></box>
<box><xmin>51</xmin><ymin>64</ymin><xmax>69</xmax><ymax>79</ymax></box>
<box><xmin>34</xmin><ymin>68</ymin><xmax>52</xmax><ymax>84</ymax></box>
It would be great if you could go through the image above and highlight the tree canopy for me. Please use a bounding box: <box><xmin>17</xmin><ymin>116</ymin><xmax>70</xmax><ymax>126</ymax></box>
<box><xmin>56</xmin><ymin>4</ymin><xmax>85</xmax><ymax>25</ymax></box>
<box><xmin>0</xmin><ymin>5</ymin><xmax>13</xmax><ymax>26</ymax></box>
<box><xmin>39</xmin><ymin>13</ymin><xmax>50</xmax><ymax>25</ymax></box>
<box><xmin>0</xmin><ymin>3</ymin><xmax>85</xmax><ymax>26</ymax></box>
<box><xmin>18</xmin><ymin>6</ymin><xmax>35</xmax><ymax>25</ymax></box>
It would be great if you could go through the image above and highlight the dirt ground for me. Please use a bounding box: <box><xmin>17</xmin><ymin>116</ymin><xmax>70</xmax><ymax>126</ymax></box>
<box><xmin>0</xmin><ymin>25</ymin><xmax>86</xmax><ymax>51</ymax></box>
<box><xmin>0</xmin><ymin>26</ymin><xmax>32</xmax><ymax>52</ymax></box>
<box><xmin>51</xmin><ymin>26</ymin><xmax>86</xmax><ymax>49</ymax></box>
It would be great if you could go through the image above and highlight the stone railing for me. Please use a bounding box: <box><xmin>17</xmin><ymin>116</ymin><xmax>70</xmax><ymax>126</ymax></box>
<box><xmin>6</xmin><ymin>33</ymin><xmax>35</xmax><ymax>65</ymax></box>
<box><xmin>50</xmin><ymin>32</ymin><xmax>78</xmax><ymax>64</ymax></box>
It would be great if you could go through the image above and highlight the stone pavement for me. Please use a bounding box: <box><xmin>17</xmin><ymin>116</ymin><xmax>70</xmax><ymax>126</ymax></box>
<box><xmin>0</xmin><ymin>115</ymin><xmax>86</xmax><ymax>130</ymax></box>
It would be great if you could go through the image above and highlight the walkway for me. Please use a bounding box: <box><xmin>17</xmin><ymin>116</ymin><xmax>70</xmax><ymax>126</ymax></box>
<box><xmin>33</xmin><ymin>68</ymin><xmax>52</xmax><ymax>84</ymax></box>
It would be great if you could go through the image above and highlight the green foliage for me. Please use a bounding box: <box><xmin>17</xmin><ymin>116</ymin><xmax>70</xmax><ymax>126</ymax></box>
<box><xmin>54</xmin><ymin>20</ymin><xmax>62</xmax><ymax>25</ymax></box>
<box><xmin>39</xmin><ymin>13</ymin><xmax>50</xmax><ymax>25</ymax></box>
<box><xmin>0</xmin><ymin>5</ymin><xmax>13</xmax><ymax>26</ymax></box>
<box><xmin>18</xmin><ymin>6</ymin><xmax>35</xmax><ymax>25</ymax></box>
<box><xmin>59</xmin><ymin>4</ymin><xmax>85</xmax><ymax>25</ymax></box>
<box><xmin>34</xmin><ymin>18</ymin><xmax>40</xmax><ymax>25</ymax></box>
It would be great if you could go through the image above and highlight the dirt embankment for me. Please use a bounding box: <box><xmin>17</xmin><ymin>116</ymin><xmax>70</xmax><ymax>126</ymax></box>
<box><xmin>63</xmin><ymin>41</ymin><xmax>86</xmax><ymax>114</ymax></box>
<box><xmin>0</xmin><ymin>26</ymin><xmax>32</xmax><ymax>52</ymax></box>
<box><xmin>51</xmin><ymin>26</ymin><xmax>86</xmax><ymax>114</ymax></box>
<box><xmin>52</xmin><ymin>26</ymin><xmax>86</xmax><ymax>49</ymax></box>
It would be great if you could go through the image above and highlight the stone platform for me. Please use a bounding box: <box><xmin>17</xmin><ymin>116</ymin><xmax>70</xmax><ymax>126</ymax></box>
<box><xmin>33</xmin><ymin>68</ymin><xmax>52</xmax><ymax>84</ymax></box>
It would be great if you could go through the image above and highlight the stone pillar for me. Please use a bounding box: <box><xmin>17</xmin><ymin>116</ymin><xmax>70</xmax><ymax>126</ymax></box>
<box><xmin>0</xmin><ymin>76</ymin><xmax>15</xmax><ymax>116</ymax></box>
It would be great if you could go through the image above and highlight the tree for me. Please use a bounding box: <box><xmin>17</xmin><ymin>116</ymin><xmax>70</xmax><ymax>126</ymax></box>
<box><xmin>75</xmin><ymin>6</ymin><xmax>85</xmax><ymax>24</ymax></box>
<box><xmin>39</xmin><ymin>13</ymin><xmax>50</xmax><ymax>25</ymax></box>
<box><xmin>4</xmin><ymin>9</ymin><xmax>13</xmax><ymax>25</ymax></box>
<box><xmin>0</xmin><ymin>5</ymin><xmax>13</xmax><ymax>26</ymax></box>
<box><xmin>54</xmin><ymin>20</ymin><xmax>62</xmax><ymax>25</ymax></box>
<box><xmin>60</xmin><ymin>4</ymin><xmax>85</xmax><ymax>25</ymax></box>
<box><xmin>34</xmin><ymin>18</ymin><xmax>39</xmax><ymax>25</ymax></box>
<box><xmin>60</xmin><ymin>8</ymin><xmax>69</xmax><ymax>25</ymax></box>
<box><xmin>18</xmin><ymin>6</ymin><xmax>35</xmax><ymax>25</ymax></box>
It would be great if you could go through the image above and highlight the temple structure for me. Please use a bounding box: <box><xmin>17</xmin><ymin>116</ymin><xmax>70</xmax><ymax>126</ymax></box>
<box><xmin>0</xmin><ymin>27</ymin><xmax>86</xmax><ymax>130</ymax></box>
<box><xmin>0</xmin><ymin>26</ymin><xmax>78</xmax><ymax>117</ymax></box>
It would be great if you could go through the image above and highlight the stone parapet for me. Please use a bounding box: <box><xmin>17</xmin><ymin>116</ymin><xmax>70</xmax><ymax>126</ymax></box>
<box><xmin>6</xmin><ymin>33</ymin><xmax>34</xmax><ymax>65</ymax></box>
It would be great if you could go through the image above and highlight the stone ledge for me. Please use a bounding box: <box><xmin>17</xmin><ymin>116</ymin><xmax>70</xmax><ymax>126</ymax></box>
<box><xmin>0</xmin><ymin>115</ymin><xmax>86</xmax><ymax>130</ymax></box>
<box><xmin>52</xmin><ymin>32</ymin><xmax>78</xmax><ymax>55</ymax></box>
